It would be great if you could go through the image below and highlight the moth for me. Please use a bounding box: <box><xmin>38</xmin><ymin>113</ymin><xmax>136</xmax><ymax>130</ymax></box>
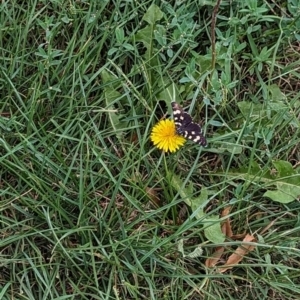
<box><xmin>171</xmin><ymin>101</ymin><xmax>207</xmax><ymax>147</ymax></box>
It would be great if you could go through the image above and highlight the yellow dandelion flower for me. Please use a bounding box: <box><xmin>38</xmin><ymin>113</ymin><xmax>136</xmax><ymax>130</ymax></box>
<box><xmin>150</xmin><ymin>119</ymin><xmax>186</xmax><ymax>153</ymax></box>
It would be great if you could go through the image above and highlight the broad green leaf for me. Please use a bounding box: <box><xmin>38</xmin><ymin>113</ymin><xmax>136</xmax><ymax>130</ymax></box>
<box><xmin>123</xmin><ymin>43</ymin><xmax>135</xmax><ymax>51</ymax></box>
<box><xmin>135</xmin><ymin>27</ymin><xmax>160</xmax><ymax>72</ymax></box>
<box><xmin>263</xmin><ymin>161</ymin><xmax>300</xmax><ymax>203</ymax></box>
<box><xmin>144</xmin><ymin>47</ymin><xmax>160</xmax><ymax>68</ymax></box>
<box><xmin>135</xmin><ymin>25</ymin><xmax>152</xmax><ymax>48</ymax></box>
<box><xmin>194</xmin><ymin>54</ymin><xmax>212</xmax><ymax>73</ymax></box>
<box><xmin>264</xmin><ymin>186</ymin><xmax>300</xmax><ymax>203</ymax></box>
<box><xmin>204</xmin><ymin>216</ymin><xmax>226</xmax><ymax>244</ymax></box>
<box><xmin>156</xmin><ymin>81</ymin><xmax>180</xmax><ymax>104</ymax></box>
<box><xmin>115</xmin><ymin>27</ymin><xmax>124</xmax><ymax>44</ymax></box>
<box><xmin>208</xmin><ymin>120</ymin><xmax>223</xmax><ymax>127</ymax></box>
<box><xmin>267</xmin><ymin>84</ymin><xmax>286</xmax><ymax>102</ymax></box>
<box><xmin>135</xmin><ymin>5</ymin><xmax>164</xmax><ymax>83</ymax></box>
<box><xmin>100</xmin><ymin>69</ymin><xmax>127</xmax><ymax>138</ymax></box>
<box><xmin>107</xmin><ymin>48</ymin><xmax>118</xmax><ymax>56</ymax></box>
<box><xmin>273</xmin><ymin>160</ymin><xmax>298</xmax><ymax>184</ymax></box>
<box><xmin>228</xmin><ymin>160</ymin><xmax>300</xmax><ymax>203</ymax></box>
<box><xmin>210</xmin><ymin>69</ymin><xmax>221</xmax><ymax>90</ymax></box>
<box><xmin>235</xmin><ymin>41</ymin><xmax>247</xmax><ymax>53</ymax></box>
<box><xmin>143</xmin><ymin>4</ymin><xmax>163</xmax><ymax>25</ymax></box>
<box><xmin>171</xmin><ymin>175</ymin><xmax>223</xmax><ymax>243</ymax></box>
<box><xmin>237</xmin><ymin>101</ymin><xmax>265</xmax><ymax>120</ymax></box>
<box><xmin>220</xmin><ymin>143</ymin><xmax>243</xmax><ymax>154</ymax></box>
<box><xmin>239</xmin><ymin>160</ymin><xmax>263</xmax><ymax>175</ymax></box>
<box><xmin>177</xmin><ymin>239</ymin><xmax>203</xmax><ymax>258</ymax></box>
<box><xmin>190</xmin><ymin>188</ymin><xmax>208</xmax><ymax>219</ymax></box>
<box><xmin>170</xmin><ymin>174</ymin><xmax>192</xmax><ymax>206</ymax></box>
<box><xmin>198</xmin><ymin>0</ymin><xmax>217</xmax><ymax>6</ymax></box>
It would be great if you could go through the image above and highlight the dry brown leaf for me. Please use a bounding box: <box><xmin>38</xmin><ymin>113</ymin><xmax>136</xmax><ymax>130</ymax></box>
<box><xmin>218</xmin><ymin>234</ymin><xmax>256</xmax><ymax>273</ymax></box>
<box><xmin>205</xmin><ymin>246</ymin><xmax>225</xmax><ymax>268</ymax></box>
<box><xmin>205</xmin><ymin>206</ymin><xmax>231</xmax><ymax>268</ymax></box>
<box><xmin>221</xmin><ymin>206</ymin><xmax>233</xmax><ymax>237</ymax></box>
<box><xmin>231</xmin><ymin>233</ymin><xmax>247</xmax><ymax>240</ymax></box>
<box><xmin>221</xmin><ymin>206</ymin><xmax>231</xmax><ymax>217</ymax></box>
<box><xmin>260</xmin><ymin>218</ymin><xmax>276</xmax><ymax>235</ymax></box>
<box><xmin>145</xmin><ymin>187</ymin><xmax>160</xmax><ymax>207</ymax></box>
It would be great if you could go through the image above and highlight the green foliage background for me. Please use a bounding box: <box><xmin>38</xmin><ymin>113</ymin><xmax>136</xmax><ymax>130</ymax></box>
<box><xmin>0</xmin><ymin>0</ymin><xmax>300</xmax><ymax>299</ymax></box>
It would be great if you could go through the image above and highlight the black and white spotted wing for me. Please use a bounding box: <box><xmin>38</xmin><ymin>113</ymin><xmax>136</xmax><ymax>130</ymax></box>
<box><xmin>171</xmin><ymin>101</ymin><xmax>207</xmax><ymax>147</ymax></box>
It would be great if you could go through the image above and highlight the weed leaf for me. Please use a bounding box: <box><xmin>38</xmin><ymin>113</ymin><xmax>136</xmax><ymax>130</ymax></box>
<box><xmin>228</xmin><ymin>160</ymin><xmax>300</xmax><ymax>203</ymax></box>
<box><xmin>101</xmin><ymin>69</ymin><xmax>127</xmax><ymax>138</ymax></box>
<box><xmin>143</xmin><ymin>4</ymin><xmax>163</xmax><ymax>25</ymax></box>
<box><xmin>263</xmin><ymin>161</ymin><xmax>300</xmax><ymax>203</ymax></box>
<box><xmin>171</xmin><ymin>175</ymin><xmax>224</xmax><ymax>243</ymax></box>
<box><xmin>204</xmin><ymin>216</ymin><xmax>226</xmax><ymax>244</ymax></box>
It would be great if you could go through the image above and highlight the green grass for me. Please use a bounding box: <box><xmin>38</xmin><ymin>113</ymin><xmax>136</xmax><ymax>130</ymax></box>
<box><xmin>1</xmin><ymin>0</ymin><xmax>300</xmax><ymax>299</ymax></box>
